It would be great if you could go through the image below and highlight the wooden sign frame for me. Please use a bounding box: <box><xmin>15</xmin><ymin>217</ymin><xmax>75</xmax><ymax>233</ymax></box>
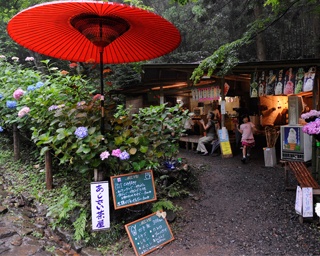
<box><xmin>110</xmin><ymin>170</ymin><xmax>157</xmax><ymax>210</ymax></box>
<box><xmin>125</xmin><ymin>212</ymin><xmax>174</xmax><ymax>256</ymax></box>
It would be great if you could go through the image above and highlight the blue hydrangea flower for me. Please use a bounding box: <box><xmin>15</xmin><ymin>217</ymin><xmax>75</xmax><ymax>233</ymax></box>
<box><xmin>36</xmin><ymin>82</ymin><xmax>44</xmax><ymax>88</ymax></box>
<box><xmin>74</xmin><ymin>127</ymin><xmax>88</xmax><ymax>139</ymax></box>
<box><xmin>119</xmin><ymin>150</ymin><xmax>130</xmax><ymax>160</ymax></box>
<box><xmin>6</xmin><ymin>100</ymin><xmax>17</xmax><ymax>109</ymax></box>
<box><xmin>0</xmin><ymin>94</ymin><xmax>3</xmax><ymax>99</ymax></box>
<box><xmin>27</xmin><ymin>85</ymin><xmax>36</xmax><ymax>91</ymax></box>
<box><xmin>0</xmin><ymin>127</ymin><xmax>3</xmax><ymax>132</ymax></box>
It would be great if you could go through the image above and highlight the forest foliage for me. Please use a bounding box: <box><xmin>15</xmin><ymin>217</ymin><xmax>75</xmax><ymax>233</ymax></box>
<box><xmin>1</xmin><ymin>0</ymin><xmax>319</xmax><ymax>83</ymax></box>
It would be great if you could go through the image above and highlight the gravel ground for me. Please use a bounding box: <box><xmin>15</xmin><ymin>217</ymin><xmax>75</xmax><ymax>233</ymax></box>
<box><xmin>144</xmin><ymin>147</ymin><xmax>320</xmax><ymax>256</ymax></box>
<box><xmin>2</xmin><ymin>144</ymin><xmax>320</xmax><ymax>256</ymax></box>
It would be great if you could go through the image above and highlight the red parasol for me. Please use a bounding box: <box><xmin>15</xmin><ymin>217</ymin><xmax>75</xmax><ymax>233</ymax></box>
<box><xmin>7</xmin><ymin>0</ymin><xmax>181</xmax><ymax>134</ymax></box>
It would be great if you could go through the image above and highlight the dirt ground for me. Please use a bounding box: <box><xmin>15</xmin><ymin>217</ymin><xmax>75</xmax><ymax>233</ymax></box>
<box><xmin>121</xmin><ymin>146</ymin><xmax>320</xmax><ymax>256</ymax></box>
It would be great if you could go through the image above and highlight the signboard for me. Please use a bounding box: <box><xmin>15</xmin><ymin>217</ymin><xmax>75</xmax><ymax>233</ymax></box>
<box><xmin>191</xmin><ymin>86</ymin><xmax>220</xmax><ymax>101</ymax></box>
<box><xmin>110</xmin><ymin>170</ymin><xmax>157</xmax><ymax>210</ymax></box>
<box><xmin>125</xmin><ymin>212</ymin><xmax>174</xmax><ymax>256</ymax></box>
<box><xmin>302</xmin><ymin>187</ymin><xmax>313</xmax><ymax>218</ymax></box>
<box><xmin>295</xmin><ymin>185</ymin><xmax>302</xmax><ymax>215</ymax></box>
<box><xmin>295</xmin><ymin>186</ymin><xmax>313</xmax><ymax>217</ymax></box>
<box><xmin>218</xmin><ymin>127</ymin><xmax>233</xmax><ymax>158</ymax></box>
<box><xmin>90</xmin><ymin>181</ymin><xmax>110</xmax><ymax>230</ymax></box>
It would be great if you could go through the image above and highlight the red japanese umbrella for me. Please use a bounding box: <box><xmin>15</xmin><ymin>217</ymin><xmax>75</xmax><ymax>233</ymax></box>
<box><xmin>7</xmin><ymin>0</ymin><xmax>181</xmax><ymax>134</ymax></box>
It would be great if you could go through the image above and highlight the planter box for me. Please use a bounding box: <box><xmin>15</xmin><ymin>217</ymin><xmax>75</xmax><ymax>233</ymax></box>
<box><xmin>263</xmin><ymin>147</ymin><xmax>277</xmax><ymax>167</ymax></box>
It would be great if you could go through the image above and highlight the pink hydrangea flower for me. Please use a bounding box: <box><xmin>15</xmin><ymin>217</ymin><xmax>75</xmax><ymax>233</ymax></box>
<box><xmin>13</xmin><ymin>88</ymin><xmax>24</xmax><ymax>100</ymax></box>
<box><xmin>93</xmin><ymin>94</ymin><xmax>102</xmax><ymax>101</ymax></box>
<box><xmin>25</xmin><ymin>57</ymin><xmax>34</xmax><ymax>61</ymax></box>
<box><xmin>18</xmin><ymin>107</ymin><xmax>30</xmax><ymax>118</ymax></box>
<box><xmin>111</xmin><ymin>149</ymin><xmax>122</xmax><ymax>158</ymax></box>
<box><xmin>100</xmin><ymin>151</ymin><xmax>110</xmax><ymax>160</ymax></box>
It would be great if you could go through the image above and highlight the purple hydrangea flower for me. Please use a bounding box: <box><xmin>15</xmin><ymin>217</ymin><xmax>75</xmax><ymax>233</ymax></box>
<box><xmin>100</xmin><ymin>151</ymin><xmax>110</xmax><ymax>160</ymax></box>
<box><xmin>302</xmin><ymin>119</ymin><xmax>320</xmax><ymax>135</ymax></box>
<box><xmin>111</xmin><ymin>149</ymin><xmax>122</xmax><ymax>158</ymax></box>
<box><xmin>74</xmin><ymin>126</ymin><xmax>88</xmax><ymax>139</ymax></box>
<box><xmin>6</xmin><ymin>101</ymin><xmax>17</xmax><ymax>109</ymax></box>
<box><xmin>48</xmin><ymin>105</ymin><xmax>59</xmax><ymax>111</ymax></box>
<box><xmin>0</xmin><ymin>127</ymin><xmax>3</xmax><ymax>132</ymax></box>
<box><xmin>119</xmin><ymin>150</ymin><xmax>130</xmax><ymax>160</ymax></box>
<box><xmin>301</xmin><ymin>110</ymin><xmax>320</xmax><ymax>120</ymax></box>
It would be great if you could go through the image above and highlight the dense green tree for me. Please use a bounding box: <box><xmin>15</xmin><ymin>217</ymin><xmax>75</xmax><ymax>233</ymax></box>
<box><xmin>1</xmin><ymin>0</ymin><xmax>320</xmax><ymax>82</ymax></box>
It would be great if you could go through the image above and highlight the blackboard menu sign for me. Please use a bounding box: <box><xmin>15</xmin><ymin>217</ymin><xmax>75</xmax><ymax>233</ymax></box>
<box><xmin>110</xmin><ymin>170</ymin><xmax>157</xmax><ymax>210</ymax></box>
<box><xmin>125</xmin><ymin>212</ymin><xmax>174</xmax><ymax>256</ymax></box>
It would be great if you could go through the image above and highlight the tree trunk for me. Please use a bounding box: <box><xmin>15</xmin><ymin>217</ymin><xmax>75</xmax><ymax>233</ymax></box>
<box><xmin>254</xmin><ymin>0</ymin><xmax>266</xmax><ymax>61</ymax></box>
<box><xmin>312</xmin><ymin>9</ymin><xmax>320</xmax><ymax>58</ymax></box>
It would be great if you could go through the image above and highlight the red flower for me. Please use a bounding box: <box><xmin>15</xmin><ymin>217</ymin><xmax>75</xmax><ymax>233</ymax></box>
<box><xmin>69</xmin><ymin>62</ymin><xmax>78</xmax><ymax>68</ymax></box>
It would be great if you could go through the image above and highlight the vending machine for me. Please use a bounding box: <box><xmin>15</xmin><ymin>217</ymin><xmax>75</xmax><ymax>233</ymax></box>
<box><xmin>280</xmin><ymin>125</ymin><xmax>312</xmax><ymax>162</ymax></box>
<box><xmin>280</xmin><ymin>96</ymin><xmax>312</xmax><ymax>162</ymax></box>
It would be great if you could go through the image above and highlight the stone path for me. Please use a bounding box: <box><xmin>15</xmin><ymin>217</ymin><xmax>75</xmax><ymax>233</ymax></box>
<box><xmin>0</xmin><ymin>175</ymin><xmax>102</xmax><ymax>256</ymax></box>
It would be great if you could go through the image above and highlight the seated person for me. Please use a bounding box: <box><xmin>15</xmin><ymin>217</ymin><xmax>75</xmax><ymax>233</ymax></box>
<box><xmin>196</xmin><ymin>112</ymin><xmax>220</xmax><ymax>156</ymax></box>
<box><xmin>183</xmin><ymin>112</ymin><xmax>195</xmax><ymax>135</ymax></box>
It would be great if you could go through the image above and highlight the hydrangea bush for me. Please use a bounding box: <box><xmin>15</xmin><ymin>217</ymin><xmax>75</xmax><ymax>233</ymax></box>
<box><xmin>0</xmin><ymin>56</ymin><xmax>187</xmax><ymax>176</ymax></box>
<box><xmin>301</xmin><ymin>110</ymin><xmax>320</xmax><ymax>136</ymax></box>
<box><xmin>0</xmin><ymin>55</ymin><xmax>187</xmax><ymax>244</ymax></box>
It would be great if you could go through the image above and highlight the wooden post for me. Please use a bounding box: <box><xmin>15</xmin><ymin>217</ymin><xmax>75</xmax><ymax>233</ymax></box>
<box><xmin>220</xmin><ymin>77</ymin><xmax>226</xmax><ymax>128</ymax></box>
<box><xmin>45</xmin><ymin>150</ymin><xmax>53</xmax><ymax>190</ymax></box>
<box><xmin>13</xmin><ymin>124</ymin><xmax>20</xmax><ymax>161</ymax></box>
<box><xmin>94</xmin><ymin>168</ymin><xmax>105</xmax><ymax>182</ymax></box>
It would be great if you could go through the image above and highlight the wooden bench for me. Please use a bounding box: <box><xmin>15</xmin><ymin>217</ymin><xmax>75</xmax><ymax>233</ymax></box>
<box><xmin>179</xmin><ymin>135</ymin><xmax>221</xmax><ymax>155</ymax></box>
<box><xmin>179</xmin><ymin>135</ymin><xmax>201</xmax><ymax>150</ymax></box>
<box><xmin>283</xmin><ymin>161</ymin><xmax>320</xmax><ymax>223</ymax></box>
<box><xmin>283</xmin><ymin>161</ymin><xmax>320</xmax><ymax>194</ymax></box>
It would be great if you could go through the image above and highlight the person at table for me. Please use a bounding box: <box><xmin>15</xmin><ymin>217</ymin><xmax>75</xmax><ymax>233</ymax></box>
<box><xmin>183</xmin><ymin>112</ymin><xmax>195</xmax><ymax>135</ymax></box>
<box><xmin>211</xmin><ymin>101</ymin><xmax>221</xmax><ymax>123</ymax></box>
<box><xmin>195</xmin><ymin>112</ymin><xmax>220</xmax><ymax>156</ymax></box>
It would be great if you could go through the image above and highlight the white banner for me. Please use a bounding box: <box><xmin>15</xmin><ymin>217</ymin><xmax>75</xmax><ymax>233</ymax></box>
<box><xmin>91</xmin><ymin>181</ymin><xmax>110</xmax><ymax>230</ymax></box>
<box><xmin>302</xmin><ymin>187</ymin><xmax>313</xmax><ymax>218</ymax></box>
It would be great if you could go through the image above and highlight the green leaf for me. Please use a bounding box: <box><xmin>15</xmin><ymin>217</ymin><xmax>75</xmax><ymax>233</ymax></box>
<box><xmin>140</xmin><ymin>145</ymin><xmax>148</xmax><ymax>153</ymax></box>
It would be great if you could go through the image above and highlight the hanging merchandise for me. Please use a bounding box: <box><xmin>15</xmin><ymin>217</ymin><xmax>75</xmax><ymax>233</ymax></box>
<box><xmin>274</xmin><ymin>69</ymin><xmax>284</xmax><ymax>95</ymax></box>
<box><xmin>258</xmin><ymin>71</ymin><xmax>266</xmax><ymax>97</ymax></box>
<box><xmin>266</xmin><ymin>70</ymin><xmax>276</xmax><ymax>95</ymax></box>
<box><xmin>250</xmin><ymin>72</ymin><xmax>258</xmax><ymax>98</ymax></box>
<box><xmin>283</xmin><ymin>68</ymin><xmax>295</xmax><ymax>95</ymax></box>
<box><xmin>294</xmin><ymin>68</ymin><xmax>305</xmax><ymax>94</ymax></box>
<box><xmin>194</xmin><ymin>86</ymin><xmax>220</xmax><ymax>102</ymax></box>
<box><xmin>303</xmin><ymin>66</ymin><xmax>316</xmax><ymax>92</ymax></box>
<box><xmin>224</xmin><ymin>83</ymin><xmax>230</xmax><ymax>96</ymax></box>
